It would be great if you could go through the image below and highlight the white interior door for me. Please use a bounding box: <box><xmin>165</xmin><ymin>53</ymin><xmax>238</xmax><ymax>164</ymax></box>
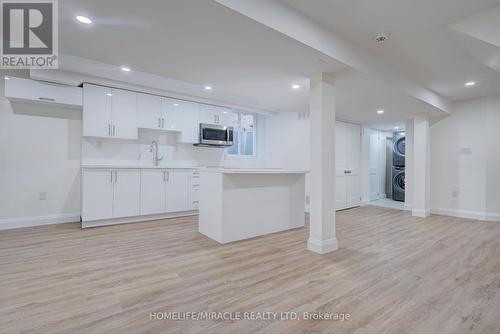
<box><xmin>140</xmin><ymin>170</ymin><xmax>166</xmax><ymax>215</ymax></box>
<box><xmin>335</xmin><ymin>123</ymin><xmax>348</xmax><ymax>210</ymax></box>
<box><xmin>347</xmin><ymin>123</ymin><xmax>361</xmax><ymax>208</ymax></box>
<box><xmin>369</xmin><ymin>130</ymin><xmax>380</xmax><ymax>200</ymax></box>
<box><xmin>82</xmin><ymin>169</ymin><xmax>113</xmax><ymax>221</ymax></box>
<box><xmin>113</xmin><ymin>170</ymin><xmax>140</xmax><ymax>218</ymax></box>
<box><xmin>165</xmin><ymin>170</ymin><xmax>189</xmax><ymax>212</ymax></box>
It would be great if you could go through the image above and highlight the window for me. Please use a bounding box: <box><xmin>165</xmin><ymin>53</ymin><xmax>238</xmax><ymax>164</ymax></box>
<box><xmin>227</xmin><ymin>112</ymin><xmax>256</xmax><ymax>156</ymax></box>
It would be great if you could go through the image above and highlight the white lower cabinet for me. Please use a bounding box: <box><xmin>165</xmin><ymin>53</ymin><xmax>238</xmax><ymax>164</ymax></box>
<box><xmin>83</xmin><ymin>168</ymin><xmax>196</xmax><ymax>224</ymax></box>
<box><xmin>140</xmin><ymin>169</ymin><xmax>190</xmax><ymax>214</ymax></box>
<box><xmin>82</xmin><ymin>169</ymin><xmax>140</xmax><ymax>221</ymax></box>
<box><xmin>166</xmin><ymin>170</ymin><xmax>190</xmax><ymax>212</ymax></box>
<box><xmin>140</xmin><ymin>170</ymin><xmax>167</xmax><ymax>215</ymax></box>
<box><xmin>113</xmin><ymin>170</ymin><xmax>141</xmax><ymax>218</ymax></box>
<box><xmin>189</xmin><ymin>170</ymin><xmax>200</xmax><ymax>210</ymax></box>
<box><xmin>82</xmin><ymin>169</ymin><xmax>114</xmax><ymax>221</ymax></box>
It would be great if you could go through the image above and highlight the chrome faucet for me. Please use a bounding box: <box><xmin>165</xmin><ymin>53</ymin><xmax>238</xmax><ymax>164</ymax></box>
<box><xmin>150</xmin><ymin>140</ymin><xmax>163</xmax><ymax>166</ymax></box>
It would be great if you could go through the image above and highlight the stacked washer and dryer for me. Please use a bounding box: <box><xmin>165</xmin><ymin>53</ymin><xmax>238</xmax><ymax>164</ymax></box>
<box><xmin>392</xmin><ymin>132</ymin><xmax>406</xmax><ymax>202</ymax></box>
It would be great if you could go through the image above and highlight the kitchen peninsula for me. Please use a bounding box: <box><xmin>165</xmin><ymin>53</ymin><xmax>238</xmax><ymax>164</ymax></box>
<box><xmin>198</xmin><ymin>168</ymin><xmax>307</xmax><ymax>243</ymax></box>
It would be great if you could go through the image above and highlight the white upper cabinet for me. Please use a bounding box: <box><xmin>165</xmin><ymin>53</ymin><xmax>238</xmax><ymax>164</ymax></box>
<box><xmin>163</xmin><ymin>98</ymin><xmax>200</xmax><ymax>143</ymax></box>
<box><xmin>83</xmin><ymin>84</ymin><xmax>113</xmax><ymax>138</ymax></box>
<box><xmin>137</xmin><ymin>93</ymin><xmax>163</xmax><ymax>130</ymax></box>
<box><xmin>82</xmin><ymin>83</ymin><xmax>234</xmax><ymax>142</ymax></box>
<box><xmin>83</xmin><ymin>84</ymin><xmax>138</xmax><ymax>139</ymax></box>
<box><xmin>199</xmin><ymin>104</ymin><xmax>232</xmax><ymax>126</ymax></box>
<box><xmin>111</xmin><ymin>88</ymin><xmax>138</xmax><ymax>139</ymax></box>
<box><xmin>5</xmin><ymin>76</ymin><xmax>82</xmax><ymax>108</ymax></box>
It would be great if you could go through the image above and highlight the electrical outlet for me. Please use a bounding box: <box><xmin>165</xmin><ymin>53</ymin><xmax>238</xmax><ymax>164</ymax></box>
<box><xmin>39</xmin><ymin>192</ymin><xmax>47</xmax><ymax>200</ymax></box>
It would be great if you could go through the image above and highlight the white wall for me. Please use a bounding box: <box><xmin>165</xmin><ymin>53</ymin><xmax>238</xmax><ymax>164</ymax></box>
<box><xmin>430</xmin><ymin>96</ymin><xmax>499</xmax><ymax>220</ymax></box>
<box><xmin>0</xmin><ymin>71</ymin><xmax>82</xmax><ymax>228</ymax></box>
<box><xmin>361</xmin><ymin>127</ymin><xmax>388</xmax><ymax>202</ymax></box>
<box><xmin>485</xmin><ymin>97</ymin><xmax>500</xmax><ymax>216</ymax></box>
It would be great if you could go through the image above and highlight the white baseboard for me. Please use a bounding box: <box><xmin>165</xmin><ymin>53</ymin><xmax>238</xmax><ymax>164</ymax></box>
<box><xmin>0</xmin><ymin>212</ymin><xmax>80</xmax><ymax>230</ymax></box>
<box><xmin>431</xmin><ymin>208</ymin><xmax>500</xmax><ymax>222</ymax></box>
<box><xmin>412</xmin><ymin>208</ymin><xmax>430</xmax><ymax>218</ymax></box>
<box><xmin>307</xmin><ymin>237</ymin><xmax>338</xmax><ymax>254</ymax></box>
<box><xmin>82</xmin><ymin>211</ymin><xmax>198</xmax><ymax>228</ymax></box>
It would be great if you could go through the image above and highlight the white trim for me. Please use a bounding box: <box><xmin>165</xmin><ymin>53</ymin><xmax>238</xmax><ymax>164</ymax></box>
<box><xmin>412</xmin><ymin>208</ymin><xmax>430</xmax><ymax>218</ymax></box>
<box><xmin>431</xmin><ymin>208</ymin><xmax>500</xmax><ymax>222</ymax></box>
<box><xmin>307</xmin><ymin>237</ymin><xmax>338</xmax><ymax>254</ymax></box>
<box><xmin>82</xmin><ymin>211</ymin><xmax>198</xmax><ymax>228</ymax></box>
<box><xmin>0</xmin><ymin>213</ymin><xmax>80</xmax><ymax>230</ymax></box>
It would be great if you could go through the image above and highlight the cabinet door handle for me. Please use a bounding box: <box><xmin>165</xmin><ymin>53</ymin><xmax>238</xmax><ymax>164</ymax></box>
<box><xmin>163</xmin><ymin>171</ymin><xmax>166</xmax><ymax>182</ymax></box>
<box><xmin>38</xmin><ymin>97</ymin><xmax>55</xmax><ymax>101</ymax></box>
<box><xmin>108</xmin><ymin>124</ymin><xmax>111</xmax><ymax>136</ymax></box>
<box><xmin>115</xmin><ymin>171</ymin><xmax>118</xmax><ymax>183</ymax></box>
<box><xmin>158</xmin><ymin>117</ymin><xmax>161</xmax><ymax>128</ymax></box>
<box><xmin>110</xmin><ymin>171</ymin><xmax>113</xmax><ymax>183</ymax></box>
<box><xmin>113</xmin><ymin>125</ymin><xmax>116</xmax><ymax>136</ymax></box>
<box><xmin>162</xmin><ymin>118</ymin><xmax>164</xmax><ymax>128</ymax></box>
<box><xmin>167</xmin><ymin>171</ymin><xmax>170</xmax><ymax>182</ymax></box>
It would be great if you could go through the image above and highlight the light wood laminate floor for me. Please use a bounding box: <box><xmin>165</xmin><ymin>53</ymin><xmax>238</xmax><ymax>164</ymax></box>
<box><xmin>1</xmin><ymin>206</ymin><xmax>500</xmax><ymax>334</ymax></box>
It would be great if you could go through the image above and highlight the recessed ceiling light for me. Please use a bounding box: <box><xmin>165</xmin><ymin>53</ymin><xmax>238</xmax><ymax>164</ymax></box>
<box><xmin>291</xmin><ymin>84</ymin><xmax>301</xmax><ymax>89</ymax></box>
<box><xmin>377</xmin><ymin>109</ymin><xmax>385</xmax><ymax>114</ymax></box>
<box><xmin>106</xmin><ymin>93</ymin><xmax>112</xmax><ymax>97</ymax></box>
<box><xmin>394</xmin><ymin>126</ymin><xmax>400</xmax><ymax>130</ymax></box>
<box><xmin>120</xmin><ymin>66</ymin><xmax>131</xmax><ymax>72</ymax></box>
<box><xmin>204</xmin><ymin>85</ymin><xmax>213</xmax><ymax>91</ymax></box>
<box><xmin>465</xmin><ymin>81</ymin><xmax>475</xmax><ymax>87</ymax></box>
<box><xmin>76</xmin><ymin>15</ymin><xmax>92</xmax><ymax>24</ymax></box>
<box><xmin>173</xmin><ymin>103</ymin><xmax>179</xmax><ymax>107</ymax></box>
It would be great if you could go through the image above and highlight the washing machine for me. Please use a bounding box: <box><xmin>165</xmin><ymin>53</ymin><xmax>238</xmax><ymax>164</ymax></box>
<box><xmin>392</xmin><ymin>132</ymin><xmax>406</xmax><ymax>167</ymax></box>
<box><xmin>392</xmin><ymin>166</ymin><xmax>405</xmax><ymax>202</ymax></box>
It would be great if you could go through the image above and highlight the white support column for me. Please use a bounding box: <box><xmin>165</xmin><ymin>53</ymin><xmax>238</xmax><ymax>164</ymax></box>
<box><xmin>308</xmin><ymin>73</ymin><xmax>338</xmax><ymax>254</ymax></box>
<box><xmin>404</xmin><ymin>119</ymin><xmax>414</xmax><ymax>211</ymax></box>
<box><xmin>412</xmin><ymin>115</ymin><xmax>430</xmax><ymax>217</ymax></box>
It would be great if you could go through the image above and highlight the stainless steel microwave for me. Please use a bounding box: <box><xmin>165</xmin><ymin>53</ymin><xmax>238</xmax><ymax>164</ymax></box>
<box><xmin>196</xmin><ymin>123</ymin><xmax>234</xmax><ymax>147</ymax></box>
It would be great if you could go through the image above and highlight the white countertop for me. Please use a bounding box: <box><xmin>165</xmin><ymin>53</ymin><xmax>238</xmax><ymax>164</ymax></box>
<box><xmin>199</xmin><ymin>168</ymin><xmax>308</xmax><ymax>174</ymax></box>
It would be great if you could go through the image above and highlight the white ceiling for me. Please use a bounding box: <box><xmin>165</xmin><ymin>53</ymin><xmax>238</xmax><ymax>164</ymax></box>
<box><xmin>59</xmin><ymin>0</ymin><xmax>345</xmax><ymax>114</ymax></box>
<box><xmin>57</xmin><ymin>0</ymin><xmax>499</xmax><ymax>124</ymax></box>
<box><xmin>283</xmin><ymin>0</ymin><xmax>500</xmax><ymax>102</ymax></box>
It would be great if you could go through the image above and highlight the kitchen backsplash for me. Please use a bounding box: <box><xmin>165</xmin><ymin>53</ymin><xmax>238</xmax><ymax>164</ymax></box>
<box><xmin>81</xmin><ymin>129</ymin><xmax>225</xmax><ymax>167</ymax></box>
